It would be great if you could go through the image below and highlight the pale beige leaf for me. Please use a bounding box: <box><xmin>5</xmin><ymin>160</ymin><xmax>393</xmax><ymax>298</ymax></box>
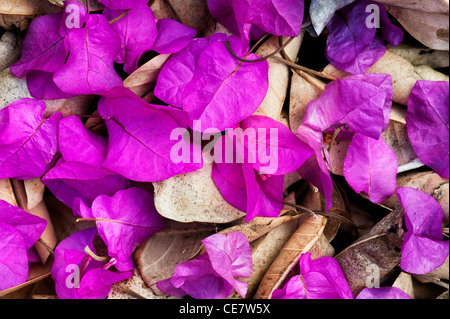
<box><xmin>153</xmin><ymin>154</ymin><xmax>246</xmax><ymax>224</ymax></box>
<box><xmin>388</xmin><ymin>44</ymin><xmax>449</xmax><ymax>69</ymax></box>
<box><xmin>387</xmin><ymin>6</ymin><xmax>449</xmax><ymax>50</ymax></box>
<box><xmin>253</xmin><ymin>215</ymin><xmax>334</xmax><ymax>299</ymax></box>
<box><xmin>23</xmin><ymin>178</ymin><xmax>45</xmax><ymax>211</ymax></box>
<box><xmin>108</xmin><ymin>267</ymin><xmax>179</xmax><ymax>299</ymax></box>
<box><xmin>134</xmin><ymin>221</ymin><xmax>216</xmax><ymax>295</ymax></box>
<box><xmin>375</xmin><ymin>0</ymin><xmax>449</xmax><ymax>13</ymax></box>
<box><xmin>393</xmin><ymin>272</ymin><xmax>415</xmax><ymax>298</ymax></box>
<box><xmin>427</xmin><ymin>256</ymin><xmax>449</xmax><ymax>280</ymax></box>
<box><xmin>124</xmin><ymin>54</ymin><xmax>171</xmax><ymax>98</ymax></box>
<box><xmin>254</xmin><ymin>34</ymin><xmax>304</xmax><ymax>121</ymax></box>
<box><xmin>289</xmin><ymin>72</ymin><xmax>325</xmax><ymax>133</ymax></box>
<box><xmin>0</xmin><ymin>179</ymin><xmax>18</xmax><ymax>206</ymax></box>
<box><xmin>0</xmin><ymin>0</ymin><xmax>59</xmax><ymax>15</ymax></box>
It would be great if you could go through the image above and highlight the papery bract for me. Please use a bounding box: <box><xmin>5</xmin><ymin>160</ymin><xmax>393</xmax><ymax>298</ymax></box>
<box><xmin>157</xmin><ymin>232</ymin><xmax>252</xmax><ymax>299</ymax></box>
<box><xmin>0</xmin><ymin>98</ymin><xmax>62</xmax><ymax>180</ymax></box>
<box><xmin>51</xmin><ymin>228</ymin><xmax>133</xmax><ymax>299</ymax></box>
<box><xmin>152</xmin><ymin>19</ymin><xmax>197</xmax><ymax>54</ymax></box>
<box><xmin>58</xmin><ymin>115</ymin><xmax>108</xmax><ymax>167</ymax></box>
<box><xmin>42</xmin><ymin>160</ymin><xmax>130</xmax><ymax>208</ymax></box>
<box><xmin>98</xmin><ymin>86</ymin><xmax>202</xmax><ymax>182</ymax></box>
<box><xmin>356</xmin><ymin>287</ymin><xmax>411</xmax><ymax>299</ymax></box>
<box><xmin>207</xmin><ymin>0</ymin><xmax>304</xmax><ymax>49</ymax></box>
<box><xmin>53</xmin><ymin>14</ymin><xmax>122</xmax><ymax>95</ymax></box>
<box><xmin>0</xmin><ymin>200</ymin><xmax>47</xmax><ymax>291</ymax></box>
<box><xmin>272</xmin><ymin>253</ymin><xmax>353</xmax><ymax>299</ymax></box>
<box><xmin>103</xmin><ymin>5</ymin><xmax>158</xmax><ymax>74</ymax></box>
<box><xmin>302</xmin><ymin>74</ymin><xmax>392</xmax><ymax>139</ymax></box>
<box><xmin>406</xmin><ymin>81</ymin><xmax>449</xmax><ymax>179</ymax></box>
<box><xmin>344</xmin><ymin>134</ymin><xmax>398</xmax><ymax>204</ymax></box>
<box><xmin>98</xmin><ymin>0</ymin><xmax>148</xmax><ymax>10</ymax></box>
<box><xmin>396</xmin><ymin>187</ymin><xmax>449</xmax><ymax>274</ymax></box>
<box><xmin>26</xmin><ymin>71</ymin><xmax>76</xmax><ymax>100</ymax></box>
<box><xmin>181</xmin><ymin>35</ymin><xmax>269</xmax><ymax>132</ymax></box>
<box><xmin>325</xmin><ymin>0</ymin><xmax>402</xmax><ymax>74</ymax></box>
<box><xmin>89</xmin><ymin>187</ymin><xmax>165</xmax><ymax>271</ymax></box>
<box><xmin>0</xmin><ymin>222</ymin><xmax>28</xmax><ymax>291</ymax></box>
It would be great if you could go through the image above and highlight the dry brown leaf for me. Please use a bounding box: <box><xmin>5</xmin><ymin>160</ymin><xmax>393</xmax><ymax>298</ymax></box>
<box><xmin>43</xmin><ymin>94</ymin><xmax>94</xmax><ymax>119</ymax></box>
<box><xmin>386</xmin><ymin>6</ymin><xmax>449</xmax><ymax>50</ymax></box>
<box><xmin>134</xmin><ymin>220</ymin><xmax>217</xmax><ymax>295</ymax></box>
<box><xmin>150</xmin><ymin>0</ymin><xmax>176</xmax><ymax>20</ymax></box>
<box><xmin>427</xmin><ymin>256</ymin><xmax>449</xmax><ymax>280</ymax></box>
<box><xmin>289</xmin><ymin>71</ymin><xmax>325</xmax><ymax>133</ymax></box>
<box><xmin>375</xmin><ymin>0</ymin><xmax>449</xmax><ymax>13</ymax></box>
<box><xmin>153</xmin><ymin>154</ymin><xmax>246</xmax><ymax>223</ymax></box>
<box><xmin>388</xmin><ymin>44</ymin><xmax>449</xmax><ymax>69</ymax></box>
<box><xmin>253</xmin><ymin>34</ymin><xmax>304</xmax><ymax>121</ymax></box>
<box><xmin>253</xmin><ymin>215</ymin><xmax>334</xmax><ymax>299</ymax></box>
<box><xmin>382</xmin><ymin>171</ymin><xmax>449</xmax><ymax>224</ymax></box>
<box><xmin>165</xmin><ymin>0</ymin><xmax>209</xmax><ymax>32</ymax></box>
<box><xmin>0</xmin><ymin>0</ymin><xmax>59</xmax><ymax>15</ymax></box>
<box><xmin>0</xmin><ymin>178</ymin><xmax>18</xmax><ymax>206</ymax></box>
<box><xmin>123</xmin><ymin>54</ymin><xmax>171</xmax><ymax>98</ymax></box>
<box><xmin>23</xmin><ymin>178</ymin><xmax>45</xmax><ymax>210</ymax></box>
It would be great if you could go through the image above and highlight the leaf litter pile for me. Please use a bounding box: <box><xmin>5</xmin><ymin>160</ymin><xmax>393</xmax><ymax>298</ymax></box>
<box><xmin>0</xmin><ymin>0</ymin><xmax>449</xmax><ymax>300</ymax></box>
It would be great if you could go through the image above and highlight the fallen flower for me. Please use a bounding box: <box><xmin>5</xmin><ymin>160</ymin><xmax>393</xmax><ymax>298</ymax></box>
<box><xmin>396</xmin><ymin>187</ymin><xmax>449</xmax><ymax>275</ymax></box>
<box><xmin>356</xmin><ymin>286</ymin><xmax>411</xmax><ymax>299</ymax></box>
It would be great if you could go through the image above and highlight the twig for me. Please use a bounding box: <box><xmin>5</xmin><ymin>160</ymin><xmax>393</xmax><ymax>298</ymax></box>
<box><xmin>283</xmin><ymin>201</ymin><xmax>319</xmax><ymax>220</ymax></box>
<box><xmin>109</xmin><ymin>9</ymin><xmax>131</xmax><ymax>24</ymax></box>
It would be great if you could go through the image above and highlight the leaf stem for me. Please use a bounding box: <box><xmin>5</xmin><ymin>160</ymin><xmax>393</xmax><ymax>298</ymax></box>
<box><xmin>109</xmin><ymin>9</ymin><xmax>131</xmax><ymax>24</ymax></box>
<box><xmin>283</xmin><ymin>201</ymin><xmax>319</xmax><ymax>220</ymax></box>
<box><xmin>84</xmin><ymin>245</ymin><xmax>109</xmax><ymax>262</ymax></box>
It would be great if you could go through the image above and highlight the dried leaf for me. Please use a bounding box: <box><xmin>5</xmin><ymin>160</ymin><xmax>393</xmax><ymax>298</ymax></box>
<box><xmin>23</xmin><ymin>178</ymin><xmax>45</xmax><ymax>211</ymax></box>
<box><xmin>375</xmin><ymin>0</ymin><xmax>449</xmax><ymax>13</ymax></box>
<box><xmin>123</xmin><ymin>54</ymin><xmax>171</xmax><ymax>98</ymax></box>
<box><xmin>386</xmin><ymin>6</ymin><xmax>449</xmax><ymax>50</ymax></box>
<box><xmin>150</xmin><ymin>0</ymin><xmax>176</xmax><ymax>20</ymax></box>
<box><xmin>134</xmin><ymin>221</ymin><xmax>217</xmax><ymax>295</ymax></box>
<box><xmin>393</xmin><ymin>272</ymin><xmax>415</xmax><ymax>298</ymax></box>
<box><xmin>0</xmin><ymin>179</ymin><xmax>18</xmax><ymax>206</ymax></box>
<box><xmin>153</xmin><ymin>155</ymin><xmax>246</xmax><ymax>224</ymax></box>
<box><xmin>388</xmin><ymin>44</ymin><xmax>449</xmax><ymax>69</ymax></box>
<box><xmin>253</xmin><ymin>215</ymin><xmax>334</xmax><ymax>299</ymax></box>
<box><xmin>253</xmin><ymin>33</ymin><xmax>304</xmax><ymax>121</ymax></box>
<box><xmin>165</xmin><ymin>0</ymin><xmax>209</xmax><ymax>32</ymax></box>
<box><xmin>0</xmin><ymin>0</ymin><xmax>60</xmax><ymax>15</ymax></box>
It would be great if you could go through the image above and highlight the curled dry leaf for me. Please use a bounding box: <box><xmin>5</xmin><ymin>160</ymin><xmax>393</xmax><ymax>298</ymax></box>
<box><xmin>42</xmin><ymin>95</ymin><xmax>94</xmax><ymax>119</ymax></box>
<box><xmin>150</xmin><ymin>0</ymin><xmax>176</xmax><ymax>20</ymax></box>
<box><xmin>392</xmin><ymin>272</ymin><xmax>414</xmax><ymax>299</ymax></box>
<box><xmin>123</xmin><ymin>54</ymin><xmax>171</xmax><ymax>98</ymax></box>
<box><xmin>0</xmin><ymin>179</ymin><xmax>18</xmax><ymax>206</ymax></box>
<box><xmin>134</xmin><ymin>221</ymin><xmax>217</xmax><ymax>295</ymax></box>
<box><xmin>382</xmin><ymin>171</ymin><xmax>449</xmax><ymax>224</ymax></box>
<box><xmin>253</xmin><ymin>34</ymin><xmax>304</xmax><ymax>121</ymax></box>
<box><xmin>374</xmin><ymin>0</ymin><xmax>449</xmax><ymax>13</ymax></box>
<box><xmin>253</xmin><ymin>215</ymin><xmax>334</xmax><ymax>299</ymax></box>
<box><xmin>388</xmin><ymin>44</ymin><xmax>449</xmax><ymax>69</ymax></box>
<box><xmin>153</xmin><ymin>156</ymin><xmax>246</xmax><ymax>224</ymax></box>
<box><xmin>23</xmin><ymin>178</ymin><xmax>45</xmax><ymax>211</ymax></box>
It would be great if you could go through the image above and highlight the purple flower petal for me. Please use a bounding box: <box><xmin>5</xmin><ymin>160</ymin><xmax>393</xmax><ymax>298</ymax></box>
<box><xmin>406</xmin><ymin>81</ymin><xmax>449</xmax><ymax>178</ymax></box>
<box><xmin>181</xmin><ymin>35</ymin><xmax>269</xmax><ymax>132</ymax></box>
<box><xmin>103</xmin><ymin>5</ymin><xmax>158</xmax><ymax>74</ymax></box>
<box><xmin>271</xmin><ymin>276</ymin><xmax>305</xmax><ymax>299</ymax></box>
<box><xmin>212</xmin><ymin>161</ymin><xmax>247</xmax><ymax>213</ymax></box>
<box><xmin>26</xmin><ymin>71</ymin><xmax>76</xmax><ymax>100</ymax></box>
<box><xmin>0</xmin><ymin>98</ymin><xmax>62</xmax><ymax>180</ymax></box>
<box><xmin>356</xmin><ymin>287</ymin><xmax>411</xmax><ymax>299</ymax></box>
<box><xmin>0</xmin><ymin>221</ymin><xmax>28</xmax><ymax>291</ymax></box>
<box><xmin>344</xmin><ymin>134</ymin><xmax>398</xmax><ymax>204</ymax></box>
<box><xmin>202</xmin><ymin>232</ymin><xmax>252</xmax><ymax>297</ymax></box>
<box><xmin>98</xmin><ymin>86</ymin><xmax>202</xmax><ymax>182</ymax></box>
<box><xmin>396</xmin><ymin>187</ymin><xmax>449</xmax><ymax>274</ymax></box>
<box><xmin>0</xmin><ymin>200</ymin><xmax>47</xmax><ymax>249</ymax></box>
<box><xmin>42</xmin><ymin>159</ymin><xmax>130</xmax><ymax>208</ymax></box>
<box><xmin>58</xmin><ymin>115</ymin><xmax>108</xmax><ymax>167</ymax></box>
<box><xmin>53</xmin><ymin>14</ymin><xmax>122</xmax><ymax>95</ymax></box>
<box><xmin>152</xmin><ymin>19</ymin><xmax>197</xmax><ymax>54</ymax></box>
<box><xmin>91</xmin><ymin>188</ymin><xmax>165</xmax><ymax>271</ymax></box>
<box><xmin>77</xmin><ymin>268</ymin><xmax>133</xmax><ymax>299</ymax></box>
